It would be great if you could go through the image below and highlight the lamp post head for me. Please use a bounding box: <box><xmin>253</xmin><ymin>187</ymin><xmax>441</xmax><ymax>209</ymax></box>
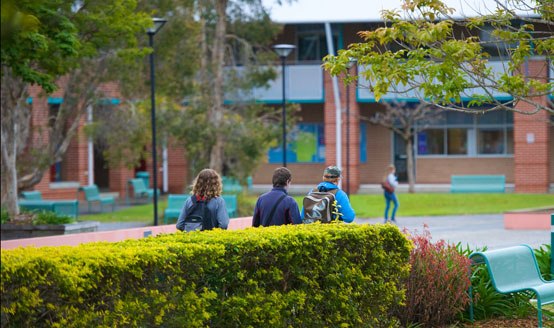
<box><xmin>346</xmin><ymin>57</ymin><xmax>357</xmax><ymax>69</ymax></box>
<box><xmin>272</xmin><ymin>44</ymin><xmax>295</xmax><ymax>58</ymax></box>
<box><xmin>148</xmin><ymin>17</ymin><xmax>167</xmax><ymax>35</ymax></box>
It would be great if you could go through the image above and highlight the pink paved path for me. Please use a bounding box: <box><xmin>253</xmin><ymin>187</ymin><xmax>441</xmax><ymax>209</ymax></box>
<box><xmin>1</xmin><ymin>217</ymin><xmax>253</xmax><ymax>250</ymax></box>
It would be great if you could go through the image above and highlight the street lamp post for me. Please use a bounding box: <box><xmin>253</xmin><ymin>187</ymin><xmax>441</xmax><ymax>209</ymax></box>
<box><xmin>147</xmin><ymin>17</ymin><xmax>166</xmax><ymax>226</ymax></box>
<box><xmin>345</xmin><ymin>58</ymin><xmax>357</xmax><ymax>196</ymax></box>
<box><xmin>272</xmin><ymin>44</ymin><xmax>295</xmax><ymax>167</ymax></box>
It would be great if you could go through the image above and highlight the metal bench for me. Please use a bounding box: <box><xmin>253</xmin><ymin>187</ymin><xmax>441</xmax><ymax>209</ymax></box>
<box><xmin>222</xmin><ymin>194</ymin><xmax>238</xmax><ymax>218</ymax></box>
<box><xmin>21</xmin><ymin>191</ymin><xmax>43</xmax><ymax>200</ymax></box>
<box><xmin>469</xmin><ymin>245</ymin><xmax>554</xmax><ymax>327</ymax></box>
<box><xmin>163</xmin><ymin>194</ymin><xmax>187</xmax><ymax>224</ymax></box>
<box><xmin>19</xmin><ymin>200</ymin><xmax>79</xmax><ymax>218</ymax></box>
<box><xmin>79</xmin><ymin>185</ymin><xmax>115</xmax><ymax>213</ymax></box>
<box><xmin>451</xmin><ymin>175</ymin><xmax>505</xmax><ymax>193</ymax></box>
<box><xmin>222</xmin><ymin>176</ymin><xmax>243</xmax><ymax>194</ymax></box>
<box><xmin>127</xmin><ymin>178</ymin><xmax>159</xmax><ymax>204</ymax></box>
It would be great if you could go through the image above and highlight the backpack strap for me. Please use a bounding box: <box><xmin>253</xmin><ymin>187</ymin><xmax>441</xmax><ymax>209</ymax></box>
<box><xmin>207</xmin><ymin>198</ymin><xmax>218</xmax><ymax>229</ymax></box>
<box><xmin>265</xmin><ymin>194</ymin><xmax>287</xmax><ymax>226</ymax></box>
<box><xmin>316</xmin><ymin>185</ymin><xmax>338</xmax><ymax>195</ymax></box>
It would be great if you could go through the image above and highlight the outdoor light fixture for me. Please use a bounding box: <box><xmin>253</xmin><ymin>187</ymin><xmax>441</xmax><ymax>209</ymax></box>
<box><xmin>148</xmin><ymin>17</ymin><xmax>167</xmax><ymax>35</ymax></box>
<box><xmin>148</xmin><ymin>17</ymin><xmax>167</xmax><ymax>226</ymax></box>
<box><xmin>272</xmin><ymin>44</ymin><xmax>296</xmax><ymax>167</ymax></box>
<box><xmin>345</xmin><ymin>58</ymin><xmax>357</xmax><ymax>196</ymax></box>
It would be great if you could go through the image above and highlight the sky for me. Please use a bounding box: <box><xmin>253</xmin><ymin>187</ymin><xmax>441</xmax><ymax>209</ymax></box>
<box><xmin>261</xmin><ymin>0</ymin><xmax>530</xmax><ymax>23</ymax></box>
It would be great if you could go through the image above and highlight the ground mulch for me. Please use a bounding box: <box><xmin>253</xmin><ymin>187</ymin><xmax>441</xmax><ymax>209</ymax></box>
<box><xmin>463</xmin><ymin>317</ymin><xmax>541</xmax><ymax>327</ymax></box>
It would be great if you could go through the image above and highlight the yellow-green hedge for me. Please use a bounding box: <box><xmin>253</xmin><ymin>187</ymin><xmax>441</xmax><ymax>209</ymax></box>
<box><xmin>1</xmin><ymin>223</ymin><xmax>411</xmax><ymax>327</ymax></box>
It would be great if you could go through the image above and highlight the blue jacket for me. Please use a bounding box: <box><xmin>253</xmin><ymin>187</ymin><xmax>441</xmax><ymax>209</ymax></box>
<box><xmin>301</xmin><ymin>182</ymin><xmax>355</xmax><ymax>223</ymax></box>
<box><xmin>253</xmin><ymin>187</ymin><xmax>302</xmax><ymax>227</ymax></box>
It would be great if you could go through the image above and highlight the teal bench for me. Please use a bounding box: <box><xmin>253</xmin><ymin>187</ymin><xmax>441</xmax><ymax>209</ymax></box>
<box><xmin>127</xmin><ymin>178</ymin><xmax>159</xmax><ymax>204</ymax></box>
<box><xmin>79</xmin><ymin>185</ymin><xmax>115</xmax><ymax>213</ymax></box>
<box><xmin>222</xmin><ymin>176</ymin><xmax>243</xmax><ymax>194</ymax></box>
<box><xmin>450</xmin><ymin>175</ymin><xmax>505</xmax><ymax>193</ymax></box>
<box><xmin>469</xmin><ymin>245</ymin><xmax>554</xmax><ymax>328</ymax></box>
<box><xmin>163</xmin><ymin>194</ymin><xmax>188</xmax><ymax>224</ymax></box>
<box><xmin>21</xmin><ymin>191</ymin><xmax>43</xmax><ymax>200</ymax></box>
<box><xmin>19</xmin><ymin>200</ymin><xmax>79</xmax><ymax>218</ymax></box>
<box><xmin>222</xmin><ymin>194</ymin><xmax>238</xmax><ymax>218</ymax></box>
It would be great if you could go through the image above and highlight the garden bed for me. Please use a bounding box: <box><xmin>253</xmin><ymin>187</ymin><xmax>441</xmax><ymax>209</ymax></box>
<box><xmin>1</xmin><ymin>221</ymin><xmax>100</xmax><ymax>240</ymax></box>
<box><xmin>503</xmin><ymin>207</ymin><xmax>554</xmax><ymax>230</ymax></box>
<box><xmin>464</xmin><ymin>317</ymin><xmax>538</xmax><ymax>327</ymax></box>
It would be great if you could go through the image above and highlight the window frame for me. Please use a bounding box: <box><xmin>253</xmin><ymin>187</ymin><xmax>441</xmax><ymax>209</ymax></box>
<box><xmin>415</xmin><ymin>111</ymin><xmax>514</xmax><ymax>158</ymax></box>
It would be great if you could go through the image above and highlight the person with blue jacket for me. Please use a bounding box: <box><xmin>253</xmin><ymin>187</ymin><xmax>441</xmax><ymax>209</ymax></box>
<box><xmin>301</xmin><ymin>166</ymin><xmax>355</xmax><ymax>223</ymax></box>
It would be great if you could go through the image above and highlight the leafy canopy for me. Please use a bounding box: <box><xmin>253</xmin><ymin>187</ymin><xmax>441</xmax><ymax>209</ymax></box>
<box><xmin>0</xmin><ymin>0</ymin><xmax>152</xmax><ymax>93</ymax></box>
<box><xmin>323</xmin><ymin>0</ymin><xmax>553</xmax><ymax>115</ymax></box>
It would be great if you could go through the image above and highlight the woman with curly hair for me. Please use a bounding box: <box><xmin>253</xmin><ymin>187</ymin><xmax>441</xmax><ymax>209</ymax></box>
<box><xmin>176</xmin><ymin>169</ymin><xmax>229</xmax><ymax>232</ymax></box>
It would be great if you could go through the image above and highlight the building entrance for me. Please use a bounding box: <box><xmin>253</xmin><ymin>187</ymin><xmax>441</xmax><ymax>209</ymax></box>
<box><xmin>392</xmin><ymin>132</ymin><xmax>415</xmax><ymax>183</ymax></box>
<box><xmin>93</xmin><ymin>146</ymin><xmax>110</xmax><ymax>190</ymax></box>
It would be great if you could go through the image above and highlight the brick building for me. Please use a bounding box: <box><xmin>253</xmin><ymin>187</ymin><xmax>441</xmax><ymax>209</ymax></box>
<box><xmin>249</xmin><ymin>19</ymin><xmax>553</xmax><ymax>194</ymax></box>
<box><xmin>28</xmin><ymin>17</ymin><xmax>552</xmax><ymax>199</ymax></box>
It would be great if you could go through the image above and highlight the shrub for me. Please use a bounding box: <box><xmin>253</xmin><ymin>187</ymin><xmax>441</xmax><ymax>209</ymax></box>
<box><xmin>0</xmin><ymin>207</ymin><xmax>8</xmax><ymax>224</ymax></box>
<box><xmin>534</xmin><ymin>244</ymin><xmax>552</xmax><ymax>281</ymax></box>
<box><xmin>32</xmin><ymin>210</ymin><xmax>75</xmax><ymax>225</ymax></box>
<box><xmin>1</xmin><ymin>223</ymin><xmax>411</xmax><ymax>327</ymax></box>
<box><xmin>237</xmin><ymin>192</ymin><xmax>255</xmax><ymax>217</ymax></box>
<box><xmin>394</xmin><ymin>227</ymin><xmax>471</xmax><ymax>327</ymax></box>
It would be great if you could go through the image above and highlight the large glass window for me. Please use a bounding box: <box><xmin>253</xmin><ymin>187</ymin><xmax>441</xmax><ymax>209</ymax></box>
<box><xmin>268</xmin><ymin>123</ymin><xmax>325</xmax><ymax>163</ymax></box>
<box><xmin>416</xmin><ymin>109</ymin><xmax>513</xmax><ymax>157</ymax></box>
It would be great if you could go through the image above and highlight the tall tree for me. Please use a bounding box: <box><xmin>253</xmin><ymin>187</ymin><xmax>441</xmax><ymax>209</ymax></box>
<box><xmin>1</xmin><ymin>0</ymin><xmax>151</xmax><ymax>216</ymax></box>
<box><xmin>193</xmin><ymin>0</ymin><xmax>288</xmax><ymax>177</ymax></box>
<box><xmin>324</xmin><ymin>0</ymin><xmax>553</xmax><ymax>115</ymax></box>
<box><xmin>94</xmin><ymin>0</ymin><xmax>292</xmax><ymax>184</ymax></box>
<box><xmin>368</xmin><ymin>101</ymin><xmax>442</xmax><ymax>193</ymax></box>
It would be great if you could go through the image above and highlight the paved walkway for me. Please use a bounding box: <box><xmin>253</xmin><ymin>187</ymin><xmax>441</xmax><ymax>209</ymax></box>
<box><xmin>92</xmin><ymin>214</ymin><xmax>551</xmax><ymax>250</ymax></box>
<box><xmin>96</xmin><ymin>221</ymin><xmax>151</xmax><ymax>231</ymax></box>
<box><xmin>356</xmin><ymin>214</ymin><xmax>550</xmax><ymax>250</ymax></box>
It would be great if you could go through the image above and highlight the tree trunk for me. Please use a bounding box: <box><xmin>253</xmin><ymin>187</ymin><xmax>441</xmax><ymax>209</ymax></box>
<box><xmin>208</xmin><ymin>0</ymin><xmax>228</xmax><ymax>173</ymax></box>
<box><xmin>1</xmin><ymin>68</ymin><xmax>30</xmax><ymax>217</ymax></box>
<box><xmin>405</xmin><ymin>134</ymin><xmax>416</xmax><ymax>193</ymax></box>
<box><xmin>1</xmin><ymin>134</ymin><xmax>19</xmax><ymax>216</ymax></box>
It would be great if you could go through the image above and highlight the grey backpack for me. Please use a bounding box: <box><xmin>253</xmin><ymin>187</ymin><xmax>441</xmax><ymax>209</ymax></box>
<box><xmin>302</xmin><ymin>188</ymin><xmax>338</xmax><ymax>223</ymax></box>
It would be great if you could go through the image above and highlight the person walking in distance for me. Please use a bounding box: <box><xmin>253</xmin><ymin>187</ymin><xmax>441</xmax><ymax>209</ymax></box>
<box><xmin>252</xmin><ymin>167</ymin><xmax>302</xmax><ymax>227</ymax></box>
<box><xmin>382</xmin><ymin>164</ymin><xmax>399</xmax><ymax>223</ymax></box>
<box><xmin>176</xmin><ymin>169</ymin><xmax>229</xmax><ymax>232</ymax></box>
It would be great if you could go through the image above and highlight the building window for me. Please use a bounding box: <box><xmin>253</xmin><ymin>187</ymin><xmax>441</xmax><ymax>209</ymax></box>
<box><xmin>268</xmin><ymin>123</ymin><xmax>325</xmax><ymax>163</ymax></box>
<box><xmin>296</xmin><ymin>24</ymin><xmax>340</xmax><ymax>62</ymax></box>
<box><xmin>417</xmin><ymin>129</ymin><xmax>445</xmax><ymax>155</ymax></box>
<box><xmin>360</xmin><ymin>123</ymin><xmax>367</xmax><ymax>163</ymax></box>
<box><xmin>447</xmin><ymin>128</ymin><xmax>468</xmax><ymax>155</ymax></box>
<box><xmin>479</xmin><ymin>25</ymin><xmax>515</xmax><ymax>59</ymax></box>
<box><xmin>417</xmin><ymin>110</ymin><xmax>513</xmax><ymax>157</ymax></box>
<box><xmin>48</xmin><ymin>104</ymin><xmax>60</xmax><ymax>127</ymax></box>
<box><xmin>50</xmin><ymin>162</ymin><xmax>62</xmax><ymax>182</ymax></box>
<box><xmin>477</xmin><ymin>128</ymin><xmax>505</xmax><ymax>154</ymax></box>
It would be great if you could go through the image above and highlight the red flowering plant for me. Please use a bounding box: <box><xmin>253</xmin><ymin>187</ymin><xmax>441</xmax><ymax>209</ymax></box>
<box><xmin>394</xmin><ymin>225</ymin><xmax>472</xmax><ymax>327</ymax></box>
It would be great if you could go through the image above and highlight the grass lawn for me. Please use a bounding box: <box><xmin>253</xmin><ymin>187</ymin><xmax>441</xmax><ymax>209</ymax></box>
<box><xmin>80</xmin><ymin>200</ymin><xmax>169</xmax><ymax>223</ymax></box>
<box><xmin>80</xmin><ymin>193</ymin><xmax>553</xmax><ymax>223</ymax></box>
<box><xmin>345</xmin><ymin>193</ymin><xmax>554</xmax><ymax>218</ymax></box>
